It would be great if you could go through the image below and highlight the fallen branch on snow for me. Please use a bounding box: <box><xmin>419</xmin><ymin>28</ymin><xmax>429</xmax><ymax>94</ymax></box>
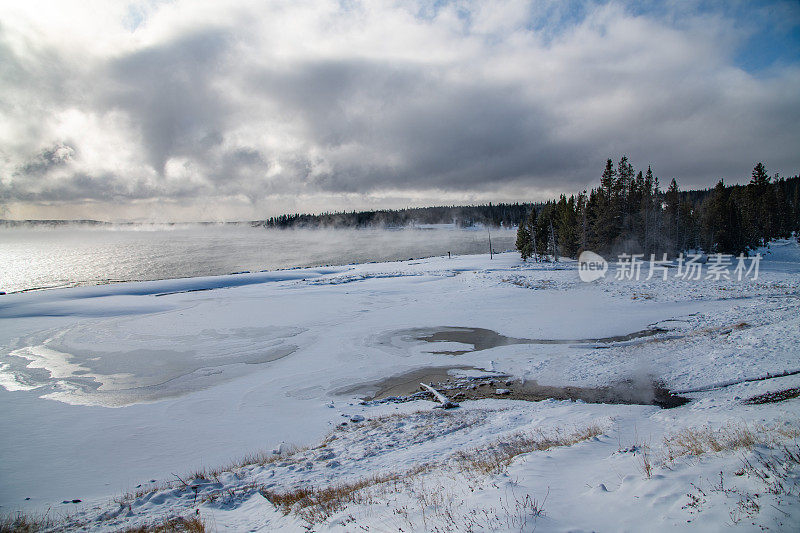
<box><xmin>420</xmin><ymin>382</ymin><xmax>459</xmax><ymax>409</ymax></box>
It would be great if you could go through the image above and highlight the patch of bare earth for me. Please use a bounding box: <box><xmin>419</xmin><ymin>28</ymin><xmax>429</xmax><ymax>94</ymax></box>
<box><xmin>744</xmin><ymin>387</ymin><xmax>800</xmax><ymax>405</ymax></box>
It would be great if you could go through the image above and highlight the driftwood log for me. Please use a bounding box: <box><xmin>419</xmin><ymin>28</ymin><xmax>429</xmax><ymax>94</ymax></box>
<box><xmin>420</xmin><ymin>382</ymin><xmax>459</xmax><ymax>409</ymax></box>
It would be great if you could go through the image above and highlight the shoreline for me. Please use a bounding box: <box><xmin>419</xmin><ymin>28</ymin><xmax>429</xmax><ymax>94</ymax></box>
<box><xmin>0</xmin><ymin>225</ymin><xmax>516</xmax><ymax>295</ymax></box>
<box><xmin>0</xmin><ymin>249</ymin><xmax>517</xmax><ymax>298</ymax></box>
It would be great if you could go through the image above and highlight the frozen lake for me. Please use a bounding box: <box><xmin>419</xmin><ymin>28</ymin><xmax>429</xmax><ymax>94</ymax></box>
<box><xmin>0</xmin><ymin>224</ymin><xmax>515</xmax><ymax>294</ymax></box>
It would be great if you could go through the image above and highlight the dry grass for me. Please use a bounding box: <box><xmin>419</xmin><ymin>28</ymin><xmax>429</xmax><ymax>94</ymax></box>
<box><xmin>662</xmin><ymin>421</ymin><xmax>800</xmax><ymax>463</ymax></box>
<box><xmin>390</xmin><ymin>479</ymin><xmax>547</xmax><ymax>532</ymax></box>
<box><xmin>138</xmin><ymin>444</ymin><xmax>310</xmax><ymax>510</ymax></box>
<box><xmin>0</xmin><ymin>512</ymin><xmax>58</xmax><ymax>533</ymax></box>
<box><xmin>260</xmin><ymin>464</ymin><xmax>549</xmax><ymax>530</ymax></box>
<box><xmin>0</xmin><ymin>511</ymin><xmax>203</xmax><ymax>533</ymax></box>
<box><xmin>738</xmin><ymin>442</ymin><xmax>800</xmax><ymax>497</ymax></box>
<box><xmin>260</xmin><ymin>422</ymin><xmax>603</xmax><ymax>527</ymax></box>
<box><xmin>261</xmin><ymin>472</ymin><xmax>404</xmax><ymax>525</ymax></box>
<box><xmin>453</xmin><ymin>423</ymin><xmax>604</xmax><ymax>474</ymax></box>
<box><xmin>187</xmin><ymin>444</ymin><xmax>308</xmax><ymax>482</ymax></box>
<box><xmin>114</xmin><ymin>485</ymin><xmax>157</xmax><ymax>505</ymax></box>
<box><xmin>639</xmin><ymin>443</ymin><xmax>653</xmax><ymax>479</ymax></box>
<box><xmin>681</xmin><ymin>434</ymin><xmax>800</xmax><ymax>525</ymax></box>
<box><xmin>122</xmin><ymin>515</ymin><xmax>205</xmax><ymax>532</ymax></box>
<box><xmin>114</xmin><ymin>443</ymin><xmax>309</xmax><ymax>505</ymax></box>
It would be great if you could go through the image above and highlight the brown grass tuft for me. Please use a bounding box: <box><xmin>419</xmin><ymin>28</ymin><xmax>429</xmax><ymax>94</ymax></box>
<box><xmin>261</xmin><ymin>472</ymin><xmax>402</xmax><ymax>525</ymax></box>
<box><xmin>453</xmin><ymin>423</ymin><xmax>604</xmax><ymax>474</ymax></box>
<box><xmin>0</xmin><ymin>512</ymin><xmax>58</xmax><ymax>533</ymax></box>
<box><xmin>122</xmin><ymin>515</ymin><xmax>205</xmax><ymax>533</ymax></box>
<box><xmin>257</xmin><ymin>422</ymin><xmax>600</xmax><ymax>528</ymax></box>
<box><xmin>115</xmin><ymin>444</ymin><xmax>309</xmax><ymax>506</ymax></box>
<box><xmin>662</xmin><ymin>422</ymin><xmax>800</xmax><ymax>463</ymax></box>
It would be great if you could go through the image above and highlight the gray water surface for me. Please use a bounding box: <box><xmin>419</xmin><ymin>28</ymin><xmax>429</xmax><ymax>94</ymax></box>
<box><xmin>0</xmin><ymin>225</ymin><xmax>514</xmax><ymax>293</ymax></box>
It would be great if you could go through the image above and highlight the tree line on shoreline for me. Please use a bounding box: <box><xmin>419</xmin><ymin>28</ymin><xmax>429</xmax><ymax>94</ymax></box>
<box><xmin>257</xmin><ymin>203</ymin><xmax>534</xmax><ymax>229</ymax></box>
<box><xmin>516</xmin><ymin>159</ymin><xmax>800</xmax><ymax>260</ymax></box>
<box><xmin>254</xmin><ymin>158</ymin><xmax>799</xmax><ymax>260</ymax></box>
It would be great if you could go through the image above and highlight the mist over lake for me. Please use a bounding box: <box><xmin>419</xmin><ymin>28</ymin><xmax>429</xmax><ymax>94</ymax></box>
<box><xmin>0</xmin><ymin>224</ymin><xmax>515</xmax><ymax>294</ymax></box>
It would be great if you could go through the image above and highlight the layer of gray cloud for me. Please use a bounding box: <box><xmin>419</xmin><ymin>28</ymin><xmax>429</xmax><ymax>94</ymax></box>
<box><xmin>1</xmin><ymin>0</ymin><xmax>799</xmax><ymax>220</ymax></box>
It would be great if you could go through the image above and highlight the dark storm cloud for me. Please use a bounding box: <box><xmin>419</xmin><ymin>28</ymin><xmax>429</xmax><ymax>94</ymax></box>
<box><xmin>370</xmin><ymin>83</ymin><xmax>573</xmax><ymax>189</ymax></box>
<box><xmin>103</xmin><ymin>28</ymin><xmax>235</xmax><ymax>172</ymax></box>
<box><xmin>6</xmin><ymin>172</ymin><xmax>148</xmax><ymax>203</ymax></box>
<box><xmin>2</xmin><ymin>168</ymin><xmax>212</xmax><ymax>204</ymax></box>
<box><xmin>250</xmin><ymin>59</ymin><xmax>583</xmax><ymax>192</ymax></box>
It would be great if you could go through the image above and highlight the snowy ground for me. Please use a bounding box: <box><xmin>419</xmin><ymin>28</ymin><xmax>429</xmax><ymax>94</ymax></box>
<box><xmin>1</xmin><ymin>241</ymin><xmax>799</xmax><ymax>531</ymax></box>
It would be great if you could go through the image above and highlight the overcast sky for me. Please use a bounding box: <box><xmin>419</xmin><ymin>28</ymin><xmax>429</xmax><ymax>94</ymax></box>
<box><xmin>1</xmin><ymin>0</ymin><xmax>799</xmax><ymax>221</ymax></box>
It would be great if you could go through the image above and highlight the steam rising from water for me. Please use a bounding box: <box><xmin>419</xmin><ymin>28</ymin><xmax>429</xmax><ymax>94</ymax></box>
<box><xmin>0</xmin><ymin>224</ymin><xmax>515</xmax><ymax>293</ymax></box>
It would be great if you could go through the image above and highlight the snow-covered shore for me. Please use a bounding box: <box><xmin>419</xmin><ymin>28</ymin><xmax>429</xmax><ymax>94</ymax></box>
<box><xmin>1</xmin><ymin>241</ymin><xmax>799</xmax><ymax>531</ymax></box>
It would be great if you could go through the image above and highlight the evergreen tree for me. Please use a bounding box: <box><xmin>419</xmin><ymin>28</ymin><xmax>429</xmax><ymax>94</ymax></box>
<box><xmin>509</xmin><ymin>157</ymin><xmax>799</xmax><ymax>260</ymax></box>
<box><xmin>600</xmin><ymin>159</ymin><xmax>615</xmax><ymax>197</ymax></box>
<box><xmin>746</xmin><ymin>162</ymin><xmax>773</xmax><ymax>245</ymax></box>
<box><xmin>702</xmin><ymin>180</ymin><xmax>726</xmax><ymax>252</ymax></box>
<box><xmin>585</xmin><ymin>189</ymin><xmax>602</xmax><ymax>251</ymax></box>
<box><xmin>616</xmin><ymin>156</ymin><xmax>634</xmax><ymax>202</ymax></box>
<box><xmin>774</xmin><ymin>179</ymin><xmax>790</xmax><ymax>238</ymax></box>
<box><xmin>702</xmin><ymin>180</ymin><xmax>748</xmax><ymax>254</ymax></box>
<box><xmin>528</xmin><ymin>208</ymin><xmax>540</xmax><ymax>260</ymax></box>
<box><xmin>577</xmin><ymin>191</ymin><xmax>588</xmax><ymax>253</ymax></box>
<box><xmin>555</xmin><ymin>195</ymin><xmax>579</xmax><ymax>258</ymax></box>
<box><xmin>628</xmin><ymin>170</ymin><xmax>644</xmax><ymax>245</ymax></box>
<box><xmin>533</xmin><ymin>202</ymin><xmax>557</xmax><ymax>260</ymax></box>
<box><xmin>616</xmin><ymin>156</ymin><xmax>634</xmax><ymax>214</ymax></box>
<box><xmin>665</xmin><ymin>178</ymin><xmax>680</xmax><ymax>253</ymax></box>
<box><xmin>596</xmin><ymin>159</ymin><xmax>620</xmax><ymax>249</ymax></box>
<box><xmin>515</xmin><ymin>213</ymin><xmax>533</xmax><ymax>260</ymax></box>
<box><xmin>792</xmin><ymin>182</ymin><xmax>800</xmax><ymax>237</ymax></box>
<box><xmin>641</xmin><ymin>166</ymin><xmax>655</xmax><ymax>254</ymax></box>
<box><xmin>678</xmin><ymin>200</ymin><xmax>696</xmax><ymax>251</ymax></box>
<box><xmin>549</xmin><ymin>217</ymin><xmax>559</xmax><ymax>262</ymax></box>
